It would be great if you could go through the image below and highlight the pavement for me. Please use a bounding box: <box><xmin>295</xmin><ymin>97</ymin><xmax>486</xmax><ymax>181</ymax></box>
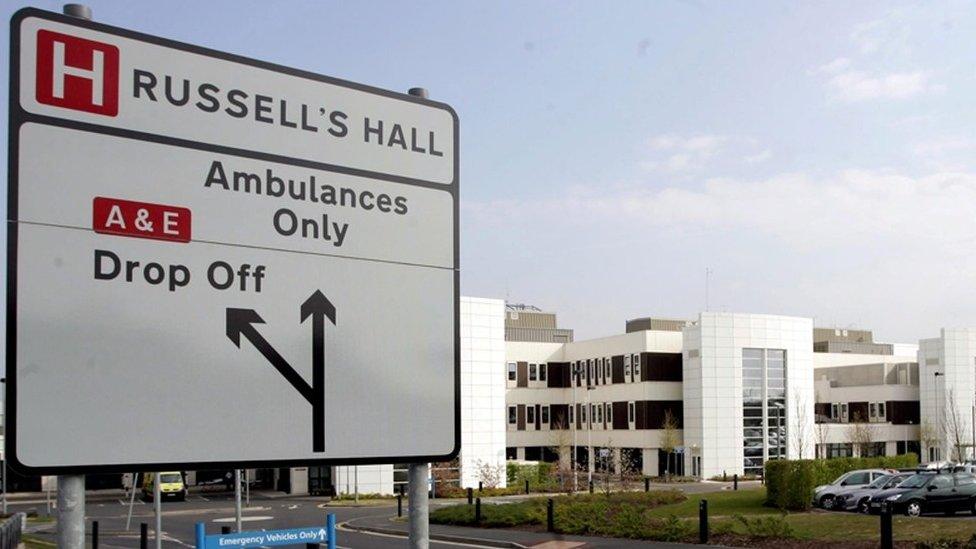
<box><xmin>14</xmin><ymin>482</ymin><xmax>743</xmax><ymax>548</ymax></box>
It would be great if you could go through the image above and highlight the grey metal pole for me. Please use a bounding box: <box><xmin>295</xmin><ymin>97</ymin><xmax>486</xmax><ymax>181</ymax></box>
<box><xmin>406</xmin><ymin>85</ymin><xmax>431</xmax><ymax>549</ymax></box>
<box><xmin>354</xmin><ymin>466</ymin><xmax>359</xmax><ymax>503</ymax></box>
<box><xmin>407</xmin><ymin>463</ymin><xmax>429</xmax><ymax>549</ymax></box>
<box><xmin>57</xmin><ymin>475</ymin><xmax>85</xmax><ymax>548</ymax></box>
<box><xmin>56</xmin><ymin>5</ymin><xmax>93</xmax><ymax>543</ymax></box>
<box><xmin>153</xmin><ymin>473</ymin><xmax>162</xmax><ymax>549</ymax></box>
<box><xmin>62</xmin><ymin>3</ymin><xmax>92</xmax><ymax>19</ymax></box>
<box><xmin>234</xmin><ymin>469</ymin><xmax>242</xmax><ymax>532</ymax></box>
<box><xmin>125</xmin><ymin>473</ymin><xmax>138</xmax><ymax>531</ymax></box>
<box><xmin>2</xmin><ymin>378</ymin><xmax>6</xmax><ymax>516</ymax></box>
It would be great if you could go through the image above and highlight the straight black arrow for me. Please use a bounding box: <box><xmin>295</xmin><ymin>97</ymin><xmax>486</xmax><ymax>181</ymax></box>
<box><xmin>301</xmin><ymin>290</ymin><xmax>336</xmax><ymax>453</ymax></box>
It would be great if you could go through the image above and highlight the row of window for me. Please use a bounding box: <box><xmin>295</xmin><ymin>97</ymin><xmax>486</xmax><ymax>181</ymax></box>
<box><xmin>506</xmin><ymin>357</ymin><xmax>643</xmax><ymax>384</ymax></box>
<box><xmin>506</xmin><ymin>362</ymin><xmax>548</xmax><ymax>382</ymax></box>
<box><xmin>507</xmin><ymin>402</ymin><xmax>638</xmax><ymax>426</ymax></box>
<box><xmin>824</xmin><ymin>401</ymin><xmax>887</xmax><ymax>423</ymax></box>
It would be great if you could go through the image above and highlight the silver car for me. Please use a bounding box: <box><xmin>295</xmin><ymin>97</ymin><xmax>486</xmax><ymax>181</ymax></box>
<box><xmin>813</xmin><ymin>469</ymin><xmax>892</xmax><ymax>509</ymax></box>
<box><xmin>833</xmin><ymin>473</ymin><xmax>913</xmax><ymax>513</ymax></box>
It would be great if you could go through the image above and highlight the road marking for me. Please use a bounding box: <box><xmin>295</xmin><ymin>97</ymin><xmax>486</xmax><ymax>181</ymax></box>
<box><xmin>212</xmin><ymin>516</ymin><xmax>275</xmax><ymax>523</ymax></box>
<box><xmin>197</xmin><ymin>495</ymin><xmax>210</xmax><ymax>502</ymax></box>
<box><xmin>337</xmin><ymin>521</ymin><xmax>524</xmax><ymax>548</ymax></box>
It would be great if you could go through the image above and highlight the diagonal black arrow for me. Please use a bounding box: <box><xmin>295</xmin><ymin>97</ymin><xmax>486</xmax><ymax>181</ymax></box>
<box><xmin>226</xmin><ymin>291</ymin><xmax>336</xmax><ymax>453</ymax></box>
<box><xmin>300</xmin><ymin>290</ymin><xmax>336</xmax><ymax>453</ymax></box>
<box><xmin>226</xmin><ymin>308</ymin><xmax>315</xmax><ymax>404</ymax></box>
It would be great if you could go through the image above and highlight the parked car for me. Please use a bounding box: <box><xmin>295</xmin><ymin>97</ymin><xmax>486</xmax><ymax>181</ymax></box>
<box><xmin>869</xmin><ymin>472</ymin><xmax>976</xmax><ymax>517</ymax></box>
<box><xmin>833</xmin><ymin>472</ymin><xmax>913</xmax><ymax>513</ymax></box>
<box><xmin>813</xmin><ymin>469</ymin><xmax>892</xmax><ymax>509</ymax></box>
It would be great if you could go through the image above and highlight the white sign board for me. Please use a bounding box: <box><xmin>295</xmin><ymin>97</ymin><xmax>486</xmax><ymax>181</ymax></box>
<box><xmin>8</xmin><ymin>8</ymin><xmax>459</xmax><ymax>474</ymax></box>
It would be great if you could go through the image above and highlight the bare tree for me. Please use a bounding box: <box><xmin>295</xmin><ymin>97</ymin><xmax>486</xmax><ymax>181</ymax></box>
<box><xmin>791</xmin><ymin>390</ymin><xmax>810</xmax><ymax>459</ymax></box>
<box><xmin>942</xmin><ymin>389</ymin><xmax>969</xmax><ymax>462</ymax></box>
<box><xmin>473</xmin><ymin>459</ymin><xmax>504</xmax><ymax>489</ymax></box>
<box><xmin>548</xmin><ymin>428</ymin><xmax>574</xmax><ymax>491</ymax></box>
<box><xmin>813</xmin><ymin>392</ymin><xmax>829</xmax><ymax>459</ymax></box>
<box><xmin>919</xmin><ymin>419</ymin><xmax>941</xmax><ymax>463</ymax></box>
<box><xmin>846</xmin><ymin>412</ymin><xmax>877</xmax><ymax>457</ymax></box>
<box><xmin>660</xmin><ymin>410</ymin><xmax>680</xmax><ymax>482</ymax></box>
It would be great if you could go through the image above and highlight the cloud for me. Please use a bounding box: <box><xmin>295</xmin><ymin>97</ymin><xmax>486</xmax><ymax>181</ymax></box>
<box><xmin>814</xmin><ymin>57</ymin><xmax>852</xmax><ymax>75</ymax></box>
<box><xmin>641</xmin><ymin>134</ymin><xmax>737</xmax><ymax>174</ymax></box>
<box><xmin>825</xmin><ymin>70</ymin><xmax>943</xmax><ymax>102</ymax></box>
<box><xmin>743</xmin><ymin>149</ymin><xmax>772</xmax><ymax>164</ymax></box>
<box><xmin>911</xmin><ymin>137</ymin><xmax>976</xmax><ymax>170</ymax></box>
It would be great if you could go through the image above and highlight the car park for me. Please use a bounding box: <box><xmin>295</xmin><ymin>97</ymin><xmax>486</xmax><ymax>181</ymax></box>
<box><xmin>813</xmin><ymin>469</ymin><xmax>892</xmax><ymax>509</ymax></box>
<box><xmin>833</xmin><ymin>472</ymin><xmax>913</xmax><ymax>513</ymax></box>
<box><xmin>869</xmin><ymin>472</ymin><xmax>976</xmax><ymax>517</ymax></box>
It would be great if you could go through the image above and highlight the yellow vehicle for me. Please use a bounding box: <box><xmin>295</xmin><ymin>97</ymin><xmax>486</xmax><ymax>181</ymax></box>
<box><xmin>141</xmin><ymin>472</ymin><xmax>187</xmax><ymax>502</ymax></box>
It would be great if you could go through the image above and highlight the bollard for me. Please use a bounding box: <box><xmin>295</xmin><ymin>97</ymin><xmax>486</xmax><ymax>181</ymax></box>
<box><xmin>397</xmin><ymin>494</ymin><xmax>403</xmax><ymax>517</ymax></box>
<box><xmin>733</xmin><ymin>474</ymin><xmax>738</xmax><ymax>491</ymax></box>
<box><xmin>880</xmin><ymin>502</ymin><xmax>893</xmax><ymax>549</ymax></box>
<box><xmin>307</xmin><ymin>544</ymin><xmax>317</xmax><ymax>549</ymax></box>
<box><xmin>140</xmin><ymin>523</ymin><xmax>148</xmax><ymax>549</ymax></box>
<box><xmin>644</xmin><ymin>477</ymin><xmax>649</xmax><ymax>492</ymax></box>
<box><xmin>699</xmin><ymin>499</ymin><xmax>709</xmax><ymax>544</ymax></box>
<box><xmin>467</xmin><ymin>487</ymin><xmax>473</xmax><ymax>504</ymax></box>
<box><xmin>92</xmin><ymin>520</ymin><xmax>99</xmax><ymax>549</ymax></box>
<box><xmin>475</xmin><ymin>497</ymin><xmax>482</xmax><ymax>523</ymax></box>
<box><xmin>723</xmin><ymin>471</ymin><xmax>727</xmax><ymax>482</ymax></box>
<box><xmin>221</xmin><ymin>526</ymin><xmax>231</xmax><ymax>535</ymax></box>
<box><xmin>546</xmin><ymin>498</ymin><xmax>554</xmax><ymax>533</ymax></box>
<box><xmin>525</xmin><ymin>479</ymin><xmax>529</xmax><ymax>494</ymax></box>
<box><xmin>478</xmin><ymin>481</ymin><xmax>483</xmax><ymax>493</ymax></box>
<box><xmin>760</xmin><ymin>470</ymin><xmax>764</xmax><ymax>486</ymax></box>
<box><xmin>588</xmin><ymin>480</ymin><xmax>593</xmax><ymax>494</ymax></box>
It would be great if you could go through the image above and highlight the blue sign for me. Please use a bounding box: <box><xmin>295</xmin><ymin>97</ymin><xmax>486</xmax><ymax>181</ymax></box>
<box><xmin>196</xmin><ymin>515</ymin><xmax>336</xmax><ymax>549</ymax></box>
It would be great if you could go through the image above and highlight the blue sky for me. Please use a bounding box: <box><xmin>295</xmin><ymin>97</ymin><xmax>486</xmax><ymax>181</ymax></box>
<box><xmin>3</xmin><ymin>1</ymin><xmax>976</xmax><ymax>342</ymax></box>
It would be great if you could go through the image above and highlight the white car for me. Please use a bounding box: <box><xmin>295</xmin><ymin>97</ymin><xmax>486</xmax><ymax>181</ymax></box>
<box><xmin>813</xmin><ymin>469</ymin><xmax>892</xmax><ymax>509</ymax></box>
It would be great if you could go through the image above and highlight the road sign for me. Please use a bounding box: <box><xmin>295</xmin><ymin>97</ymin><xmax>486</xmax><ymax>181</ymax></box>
<box><xmin>195</xmin><ymin>515</ymin><xmax>336</xmax><ymax>549</ymax></box>
<box><xmin>7</xmin><ymin>8</ymin><xmax>458</xmax><ymax>474</ymax></box>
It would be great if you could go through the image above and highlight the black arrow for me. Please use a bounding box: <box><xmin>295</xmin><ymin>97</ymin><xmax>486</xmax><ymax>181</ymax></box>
<box><xmin>226</xmin><ymin>308</ymin><xmax>315</xmax><ymax>405</ymax></box>
<box><xmin>300</xmin><ymin>290</ymin><xmax>336</xmax><ymax>453</ymax></box>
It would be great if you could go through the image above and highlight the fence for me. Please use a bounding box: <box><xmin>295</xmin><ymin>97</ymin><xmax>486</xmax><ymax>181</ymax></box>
<box><xmin>0</xmin><ymin>513</ymin><xmax>25</xmax><ymax>549</ymax></box>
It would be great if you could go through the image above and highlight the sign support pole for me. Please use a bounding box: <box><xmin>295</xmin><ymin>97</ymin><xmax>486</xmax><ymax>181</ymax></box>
<box><xmin>57</xmin><ymin>475</ymin><xmax>85</xmax><ymax>549</ymax></box>
<box><xmin>52</xmin><ymin>8</ymin><xmax>93</xmax><ymax>549</ymax></box>
<box><xmin>154</xmin><ymin>472</ymin><xmax>162</xmax><ymax>549</ymax></box>
<box><xmin>235</xmin><ymin>469</ymin><xmax>243</xmax><ymax>532</ymax></box>
<box><xmin>404</xmin><ymin>85</ymin><xmax>434</xmax><ymax>549</ymax></box>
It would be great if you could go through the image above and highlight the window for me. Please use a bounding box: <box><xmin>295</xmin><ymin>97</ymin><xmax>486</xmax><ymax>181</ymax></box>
<box><xmin>569</xmin><ymin>407</ymin><xmax>574</xmax><ymax>423</ymax></box>
<box><xmin>540</xmin><ymin>364</ymin><xmax>547</xmax><ymax>381</ymax></box>
<box><xmin>605</xmin><ymin>361</ymin><xmax>610</xmax><ymax>377</ymax></box>
<box><xmin>841</xmin><ymin>403</ymin><xmax>848</xmax><ymax>422</ymax></box>
<box><xmin>628</xmin><ymin>402</ymin><xmax>635</xmax><ymax>422</ymax></box>
<box><xmin>625</xmin><ymin>363</ymin><xmax>631</xmax><ymax>377</ymax></box>
<box><xmin>878</xmin><ymin>402</ymin><xmax>885</xmax><ymax>421</ymax></box>
<box><xmin>529</xmin><ymin>364</ymin><xmax>537</xmax><ymax>381</ymax></box>
<box><xmin>507</xmin><ymin>363</ymin><xmax>516</xmax><ymax>381</ymax></box>
<box><xmin>634</xmin><ymin>355</ymin><xmax>641</xmax><ymax>379</ymax></box>
<box><xmin>931</xmin><ymin>475</ymin><xmax>952</xmax><ymax>490</ymax></box>
<box><xmin>541</xmin><ymin>406</ymin><xmax>549</xmax><ymax>423</ymax></box>
<box><xmin>508</xmin><ymin>406</ymin><xmax>516</xmax><ymax>424</ymax></box>
<box><xmin>596</xmin><ymin>405</ymin><xmax>602</xmax><ymax>423</ymax></box>
<box><xmin>581</xmin><ymin>406</ymin><xmax>587</xmax><ymax>423</ymax></box>
<box><xmin>870</xmin><ymin>403</ymin><xmax>877</xmax><ymax>419</ymax></box>
<box><xmin>831</xmin><ymin>403</ymin><xmax>838</xmax><ymax>419</ymax></box>
<box><xmin>605</xmin><ymin>403</ymin><xmax>612</xmax><ymax>423</ymax></box>
<box><xmin>527</xmin><ymin>406</ymin><xmax>535</xmax><ymax>424</ymax></box>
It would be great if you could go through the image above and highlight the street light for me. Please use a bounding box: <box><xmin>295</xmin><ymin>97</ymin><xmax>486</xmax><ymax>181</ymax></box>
<box><xmin>586</xmin><ymin>384</ymin><xmax>595</xmax><ymax>487</ymax></box>
<box><xmin>934</xmin><ymin>372</ymin><xmax>944</xmax><ymax>463</ymax></box>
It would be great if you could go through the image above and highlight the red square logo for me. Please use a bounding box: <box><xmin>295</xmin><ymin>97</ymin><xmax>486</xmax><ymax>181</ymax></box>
<box><xmin>35</xmin><ymin>29</ymin><xmax>119</xmax><ymax>116</ymax></box>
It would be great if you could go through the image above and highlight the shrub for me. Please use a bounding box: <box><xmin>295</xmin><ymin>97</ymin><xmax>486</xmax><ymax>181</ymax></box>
<box><xmin>915</xmin><ymin>536</ymin><xmax>976</xmax><ymax>549</ymax></box>
<box><xmin>732</xmin><ymin>513</ymin><xmax>794</xmax><ymax>539</ymax></box>
<box><xmin>764</xmin><ymin>454</ymin><xmax>919</xmax><ymax>511</ymax></box>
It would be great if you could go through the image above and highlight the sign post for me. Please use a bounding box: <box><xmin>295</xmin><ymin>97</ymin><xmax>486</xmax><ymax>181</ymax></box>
<box><xmin>7</xmin><ymin>0</ymin><xmax>458</xmax><ymax>480</ymax></box>
<box><xmin>195</xmin><ymin>515</ymin><xmax>336</xmax><ymax>549</ymax></box>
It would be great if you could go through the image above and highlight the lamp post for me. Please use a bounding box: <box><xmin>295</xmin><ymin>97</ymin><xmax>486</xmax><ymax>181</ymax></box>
<box><xmin>571</xmin><ymin>363</ymin><xmax>578</xmax><ymax>492</ymax></box>
<box><xmin>586</xmin><ymin>385</ymin><xmax>594</xmax><ymax>487</ymax></box>
<box><xmin>934</xmin><ymin>372</ymin><xmax>944</xmax><ymax>463</ymax></box>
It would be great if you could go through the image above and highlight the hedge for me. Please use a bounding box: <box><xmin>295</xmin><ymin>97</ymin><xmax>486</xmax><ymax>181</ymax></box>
<box><xmin>764</xmin><ymin>453</ymin><xmax>919</xmax><ymax>511</ymax></box>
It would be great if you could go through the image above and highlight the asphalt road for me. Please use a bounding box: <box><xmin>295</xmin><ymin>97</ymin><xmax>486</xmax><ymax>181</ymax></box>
<box><xmin>18</xmin><ymin>494</ymin><xmax>438</xmax><ymax>548</ymax></box>
<box><xmin>13</xmin><ymin>482</ymin><xmax>743</xmax><ymax>548</ymax></box>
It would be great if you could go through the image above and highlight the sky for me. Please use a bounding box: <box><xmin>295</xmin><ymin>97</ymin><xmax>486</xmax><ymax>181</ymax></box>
<box><xmin>2</xmin><ymin>0</ymin><xmax>976</xmax><ymax>343</ymax></box>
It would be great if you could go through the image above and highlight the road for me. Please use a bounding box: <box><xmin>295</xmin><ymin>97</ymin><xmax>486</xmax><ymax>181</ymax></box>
<box><xmin>13</xmin><ymin>483</ymin><xmax>741</xmax><ymax>548</ymax></box>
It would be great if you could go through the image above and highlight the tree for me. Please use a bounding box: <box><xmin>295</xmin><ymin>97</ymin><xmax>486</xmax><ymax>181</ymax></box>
<box><xmin>942</xmin><ymin>389</ymin><xmax>969</xmax><ymax>462</ymax></box>
<box><xmin>813</xmin><ymin>391</ymin><xmax>830</xmax><ymax>459</ymax></box>
<box><xmin>845</xmin><ymin>412</ymin><xmax>877</xmax><ymax>457</ymax></box>
<box><xmin>473</xmin><ymin>460</ymin><xmax>504</xmax><ymax>489</ymax></box>
<box><xmin>791</xmin><ymin>390</ymin><xmax>810</xmax><ymax>459</ymax></box>
<box><xmin>919</xmin><ymin>419</ymin><xmax>941</xmax><ymax>463</ymax></box>
<box><xmin>660</xmin><ymin>410</ymin><xmax>680</xmax><ymax>481</ymax></box>
<box><xmin>547</xmin><ymin>428</ymin><xmax>574</xmax><ymax>491</ymax></box>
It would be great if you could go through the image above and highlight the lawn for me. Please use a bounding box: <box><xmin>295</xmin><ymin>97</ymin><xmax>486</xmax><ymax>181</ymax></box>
<box><xmin>431</xmin><ymin>486</ymin><xmax>976</xmax><ymax>546</ymax></box>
